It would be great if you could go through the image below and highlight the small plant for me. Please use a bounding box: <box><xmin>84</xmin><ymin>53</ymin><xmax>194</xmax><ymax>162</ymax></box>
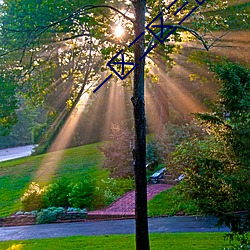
<box><xmin>36</xmin><ymin>206</ymin><xmax>64</xmax><ymax>224</ymax></box>
<box><xmin>21</xmin><ymin>182</ymin><xmax>45</xmax><ymax>211</ymax></box>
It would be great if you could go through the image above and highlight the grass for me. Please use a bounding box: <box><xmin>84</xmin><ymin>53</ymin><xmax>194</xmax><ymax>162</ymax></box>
<box><xmin>0</xmin><ymin>233</ymin><xmax>231</xmax><ymax>250</ymax></box>
<box><xmin>0</xmin><ymin>140</ymin><xmax>196</xmax><ymax>218</ymax></box>
<box><xmin>0</xmin><ymin>143</ymin><xmax>104</xmax><ymax>217</ymax></box>
<box><xmin>148</xmin><ymin>186</ymin><xmax>199</xmax><ymax>217</ymax></box>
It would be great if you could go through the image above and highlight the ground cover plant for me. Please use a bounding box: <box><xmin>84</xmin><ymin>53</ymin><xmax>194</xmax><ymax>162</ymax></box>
<box><xmin>0</xmin><ymin>233</ymin><xmax>232</xmax><ymax>250</ymax></box>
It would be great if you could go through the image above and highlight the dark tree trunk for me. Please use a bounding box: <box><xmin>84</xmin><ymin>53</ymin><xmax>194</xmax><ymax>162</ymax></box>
<box><xmin>131</xmin><ymin>1</ymin><xmax>150</xmax><ymax>250</ymax></box>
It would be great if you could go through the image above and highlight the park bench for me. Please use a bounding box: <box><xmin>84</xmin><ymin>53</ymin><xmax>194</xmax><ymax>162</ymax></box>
<box><xmin>149</xmin><ymin>168</ymin><xmax>165</xmax><ymax>184</ymax></box>
<box><xmin>175</xmin><ymin>174</ymin><xmax>185</xmax><ymax>182</ymax></box>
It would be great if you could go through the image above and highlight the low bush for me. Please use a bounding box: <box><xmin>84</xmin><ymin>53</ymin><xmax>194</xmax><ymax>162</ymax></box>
<box><xmin>21</xmin><ymin>182</ymin><xmax>45</xmax><ymax>212</ymax></box>
<box><xmin>93</xmin><ymin>178</ymin><xmax>117</xmax><ymax>209</ymax></box>
<box><xmin>68</xmin><ymin>180</ymin><xmax>94</xmax><ymax>209</ymax></box>
<box><xmin>21</xmin><ymin>176</ymin><xmax>134</xmax><ymax>212</ymax></box>
<box><xmin>93</xmin><ymin>177</ymin><xmax>134</xmax><ymax>209</ymax></box>
<box><xmin>36</xmin><ymin>206</ymin><xmax>65</xmax><ymax>224</ymax></box>
<box><xmin>43</xmin><ymin>177</ymin><xmax>71</xmax><ymax>208</ymax></box>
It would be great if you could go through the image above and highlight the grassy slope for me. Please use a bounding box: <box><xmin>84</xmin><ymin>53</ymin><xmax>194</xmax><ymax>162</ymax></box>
<box><xmin>148</xmin><ymin>186</ymin><xmax>199</xmax><ymax>217</ymax></box>
<box><xmin>0</xmin><ymin>233</ymin><xmax>230</xmax><ymax>250</ymax></box>
<box><xmin>0</xmin><ymin>143</ymin><xmax>103</xmax><ymax>217</ymax></box>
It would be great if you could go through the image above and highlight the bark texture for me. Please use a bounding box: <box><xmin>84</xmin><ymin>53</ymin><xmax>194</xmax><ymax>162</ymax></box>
<box><xmin>131</xmin><ymin>1</ymin><xmax>150</xmax><ymax>250</ymax></box>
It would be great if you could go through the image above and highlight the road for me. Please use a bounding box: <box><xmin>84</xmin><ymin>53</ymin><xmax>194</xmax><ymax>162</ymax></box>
<box><xmin>0</xmin><ymin>145</ymin><xmax>37</xmax><ymax>162</ymax></box>
<box><xmin>0</xmin><ymin>216</ymin><xmax>229</xmax><ymax>241</ymax></box>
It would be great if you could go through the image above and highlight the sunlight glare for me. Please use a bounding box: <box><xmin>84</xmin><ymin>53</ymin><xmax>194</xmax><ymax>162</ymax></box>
<box><xmin>35</xmin><ymin>92</ymin><xmax>90</xmax><ymax>184</ymax></box>
<box><xmin>114</xmin><ymin>24</ymin><xmax>124</xmax><ymax>38</ymax></box>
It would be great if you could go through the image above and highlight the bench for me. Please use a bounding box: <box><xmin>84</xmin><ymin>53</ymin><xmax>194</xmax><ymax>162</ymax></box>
<box><xmin>149</xmin><ymin>168</ymin><xmax>165</xmax><ymax>184</ymax></box>
<box><xmin>175</xmin><ymin>174</ymin><xmax>185</xmax><ymax>182</ymax></box>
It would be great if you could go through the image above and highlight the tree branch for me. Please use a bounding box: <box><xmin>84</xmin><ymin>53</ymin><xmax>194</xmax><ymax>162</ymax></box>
<box><xmin>146</xmin><ymin>24</ymin><xmax>230</xmax><ymax>51</ymax></box>
<box><xmin>0</xmin><ymin>4</ymin><xmax>134</xmax><ymax>57</ymax></box>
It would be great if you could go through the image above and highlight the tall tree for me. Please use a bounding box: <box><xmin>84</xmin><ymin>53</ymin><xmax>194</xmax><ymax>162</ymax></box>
<box><xmin>0</xmin><ymin>1</ymin><xmax>239</xmax><ymax>249</ymax></box>
<box><xmin>131</xmin><ymin>1</ymin><xmax>149</xmax><ymax>249</ymax></box>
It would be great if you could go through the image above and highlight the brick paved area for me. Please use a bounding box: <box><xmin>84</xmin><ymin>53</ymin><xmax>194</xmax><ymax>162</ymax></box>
<box><xmin>88</xmin><ymin>184</ymin><xmax>171</xmax><ymax>219</ymax></box>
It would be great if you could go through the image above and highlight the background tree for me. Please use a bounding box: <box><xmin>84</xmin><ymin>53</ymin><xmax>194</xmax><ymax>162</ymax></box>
<box><xmin>0</xmin><ymin>74</ymin><xmax>18</xmax><ymax>136</ymax></box>
<box><xmin>99</xmin><ymin>124</ymin><xmax>133</xmax><ymax>178</ymax></box>
<box><xmin>168</xmin><ymin>61</ymin><xmax>250</xmax><ymax>233</ymax></box>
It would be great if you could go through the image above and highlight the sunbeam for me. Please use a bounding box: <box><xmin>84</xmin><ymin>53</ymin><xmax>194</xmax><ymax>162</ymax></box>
<box><xmin>35</xmin><ymin>93</ymin><xmax>89</xmax><ymax>184</ymax></box>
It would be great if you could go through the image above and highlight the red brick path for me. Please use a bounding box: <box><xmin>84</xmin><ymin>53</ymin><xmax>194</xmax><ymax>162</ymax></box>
<box><xmin>88</xmin><ymin>184</ymin><xmax>171</xmax><ymax>219</ymax></box>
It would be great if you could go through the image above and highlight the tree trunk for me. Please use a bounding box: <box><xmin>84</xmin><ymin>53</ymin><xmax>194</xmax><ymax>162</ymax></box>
<box><xmin>131</xmin><ymin>1</ymin><xmax>150</xmax><ymax>250</ymax></box>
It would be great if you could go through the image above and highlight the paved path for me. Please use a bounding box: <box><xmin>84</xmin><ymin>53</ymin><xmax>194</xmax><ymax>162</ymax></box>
<box><xmin>0</xmin><ymin>216</ymin><xmax>229</xmax><ymax>241</ymax></box>
<box><xmin>0</xmin><ymin>145</ymin><xmax>37</xmax><ymax>162</ymax></box>
<box><xmin>88</xmin><ymin>184</ymin><xmax>171</xmax><ymax>218</ymax></box>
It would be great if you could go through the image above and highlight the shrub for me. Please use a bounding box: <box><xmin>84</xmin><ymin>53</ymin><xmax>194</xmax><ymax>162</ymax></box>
<box><xmin>21</xmin><ymin>182</ymin><xmax>45</xmax><ymax>211</ymax></box>
<box><xmin>43</xmin><ymin>177</ymin><xmax>71</xmax><ymax>208</ymax></box>
<box><xmin>223</xmin><ymin>233</ymin><xmax>250</xmax><ymax>250</ymax></box>
<box><xmin>36</xmin><ymin>206</ymin><xmax>64</xmax><ymax>224</ymax></box>
<box><xmin>146</xmin><ymin>141</ymin><xmax>159</xmax><ymax>171</ymax></box>
<box><xmin>93</xmin><ymin>177</ymin><xmax>134</xmax><ymax>209</ymax></box>
<box><xmin>113</xmin><ymin>177</ymin><xmax>134</xmax><ymax>197</ymax></box>
<box><xmin>68</xmin><ymin>180</ymin><xmax>94</xmax><ymax>209</ymax></box>
<box><xmin>93</xmin><ymin>178</ymin><xmax>117</xmax><ymax>209</ymax></box>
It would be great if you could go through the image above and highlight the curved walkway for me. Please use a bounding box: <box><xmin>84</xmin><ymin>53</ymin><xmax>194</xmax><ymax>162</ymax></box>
<box><xmin>88</xmin><ymin>184</ymin><xmax>171</xmax><ymax>219</ymax></box>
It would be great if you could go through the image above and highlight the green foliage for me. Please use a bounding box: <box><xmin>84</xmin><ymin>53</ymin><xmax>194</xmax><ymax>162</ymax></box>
<box><xmin>146</xmin><ymin>141</ymin><xmax>159</xmax><ymax>171</ymax></box>
<box><xmin>147</xmin><ymin>122</ymin><xmax>206</xmax><ymax>166</ymax></box>
<box><xmin>0</xmin><ymin>75</ymin><xmax>18</xmax><ymax>136</ymax></box>
<box><xmin>0</xmin><ymin>104</ymin><xmax>44</xmax><ymax>148</ymax></box>
<box><xmin>168</xmin><ymin>62</ymin><xmax>250</xmax><ymax>233</ymax></box>
<box><xmin>93</xmin><ymin>177</ymin><xmax>134</xmax><ymax>209</ymax></box>
<box><xmin>92</xmin><ymin>178</ymin><xmax>117</xmax><ymax>208</ymax></box>
<box><xmin>224</xmin><ymin>233</ymin><xmax>250</xmax><ymax>250</ymax></box>
<box><xmin>203</xmin><ymin>3</ymin><xmax>250</xmax><ymax>31</ymax></box>
<box><xmin>20</xmin><ymin>182</ymin><xmax>45</xmax><ymax>212</ymax></box>
<box><xmin>43</xmin><ymin>178</ymin><xmax>71</xmax><ymax>208</ymax></box>
<box><xmin>36</xmin><ymin>206</ymin><xmax>64</xmax><ymax>224</ymax></box>
<box><xmin>68</xmin><ymin>180</ymin><xmax>94</xmax><ymax>209</ymax></box>
<box><xmin>20</xmin><ymin>172</ymin><xmax>133</xmax><ymax>212</ymax></box>
<box><xmin>168</xmin><ymin>136</ymin><xmax>240</xmax><ymax>212</ymax></box>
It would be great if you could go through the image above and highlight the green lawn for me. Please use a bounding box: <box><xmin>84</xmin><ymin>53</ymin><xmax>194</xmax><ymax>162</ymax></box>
<box><xmin>0</xmin><ymin>141</ymin><xmax>198</xmax><ymax>218</ymax></box>
<box><xmin>0</xmin><ymin>143</ymin><xmax>104</xmax><ymax>217</ymax></box>
<box><xmin>0</xmin><ymin>233</ymin><xmax>230</xmax><ymax>250</ymax></box>
<box><xmin>148</xmin><ymin>186</ymin><xmax>199</xmax><ymax>217</ymax></box>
